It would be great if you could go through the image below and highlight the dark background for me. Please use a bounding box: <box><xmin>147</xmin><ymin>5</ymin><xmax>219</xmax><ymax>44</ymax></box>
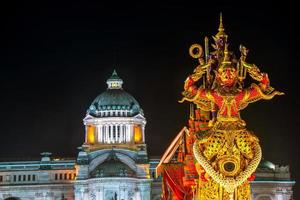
<box><xmin>0</xmin><ymin>1</ymin><xmax>299</xmax><ymax>198</ymax></box>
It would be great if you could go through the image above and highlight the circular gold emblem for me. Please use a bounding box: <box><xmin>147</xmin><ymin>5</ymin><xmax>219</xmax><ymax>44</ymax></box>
<box><xmin>189</xmin><ymin>44</ymin><xmax>203</xmax><ymax>59</ymax></box>
<box><xmin>218</xmin><ymin>156</ymin><xmax>240</xmax><ymax>177</ymax></box>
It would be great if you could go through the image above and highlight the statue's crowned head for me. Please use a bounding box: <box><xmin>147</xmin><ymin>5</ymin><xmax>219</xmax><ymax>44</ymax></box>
<box><xmin>216</xmin><ymin>44</ymin><xmax>238</xmax><ymax>87</ymax></box>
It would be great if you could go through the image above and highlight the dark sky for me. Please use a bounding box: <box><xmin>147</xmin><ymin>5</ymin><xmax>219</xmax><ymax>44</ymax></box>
<box><xmin>1</xmin><ymin>1</ymin><xmax>299</xmax><ymax>197</ymax></box>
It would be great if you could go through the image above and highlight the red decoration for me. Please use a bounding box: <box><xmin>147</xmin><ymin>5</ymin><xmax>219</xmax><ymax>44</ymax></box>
<box><xmin>248</xmin><ymin>173</ymin><xmax>256</xmax><ymax>181</ymax></box>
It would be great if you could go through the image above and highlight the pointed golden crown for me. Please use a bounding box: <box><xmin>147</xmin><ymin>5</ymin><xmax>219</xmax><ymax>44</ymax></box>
<box><xmin>213</xmin><ymin>13</ymin><xmax>228</xmax><ymax>41</ymax></box>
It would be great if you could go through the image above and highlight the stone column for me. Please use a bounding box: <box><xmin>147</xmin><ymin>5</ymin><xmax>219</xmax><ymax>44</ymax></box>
<box><xmin>108</xmin><ymin>125</ymin><xmax>112</xmax><ymax>143</ymax></box>
<box><xmin>74</xmin><ymin>188</ymin><xmax>81</xmax><ymax>200</ymax></box>
<box><xmin>83</xmin><ymin>189</ymin><xmax>89</xmax><ymax>200</ymax></box>
<box><xmin>94</xmin><ymin>125</ymin><xmax>98</xmax><ymax>144</ymax></box>
<box><xmin>275</xmin><ymin>190</ymin><xmax>284</xmax><ymax>200</ymax></box>
<box><xmin>98</xmin><ymin>125</ymin><xmax>102</xmax><ymax>143</ymax></box>
<box><xmin>105</xmin><ymin>125</ymin><xmax>108</xmax><ymax>143</ymax></box>
<box><xmin>120</xmin><ymin>124</ymin><xmax>124</xmax><ymax>143</ymax></box>
<box><xmin>120</xmin><ymin>186</ymin><xmax>126</xmax><ymax>200</ymax></box>
<box><xmin>111</xmin><ymin>125</ymin><xmax>114</xmax><ymax>143</ymax></box>
<box><xmin>118</xmin><ymin>125</ymin><xmax>121</xmax><ymax>143</ymax></box>
<box><xmin>124</xmin><ymin>125</ymin><xmax>126</xmax><ymax>142</ymax></box>
<box><xmin>126</xmin><ymin>124</ymin><xmax>130</xmax><ymax>142</ymax></box>
<box><xmin>135</xmin><ymin>189</ymin><xmax>141</xmax><ymax>200</ymax></box>
<box><xmin>140</xmin><ymin>183</ymin><xmax>151</xmax><ymax>200</ymax></box>
<box><xmin>142</xmin><ymin>125</ymin><xmax>145</xmax><ymax>143</ymax></box>
<box><xmin>99</xmin><ymin>187</ymin><xmax>104</xmax><ymax>200</ymax></box>
<box><xmin>85</xmin><ymin>126</ymin><xmax>88</xmax><ymax>143</ymax></box>
<box><xmin>129</xmin><ymin>124</ymin><xmax>133</xmax><ymax>142</ymax></box>
<box><xmin>115</xmin><ymin>124</ymin><xmax>119</xmax><ymax>143</ymax></box>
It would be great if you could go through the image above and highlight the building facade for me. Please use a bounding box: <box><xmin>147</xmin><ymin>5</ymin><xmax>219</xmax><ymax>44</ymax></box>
<box><xmin>0</xmin><ymin>71</ymin><xmax>153</xmax><ymax>200</ymax></box>
<box><xmin>0</xmin><ymin>152</ymin><xmax>76</xmax><ymax>199</ymax></box>
<box><xmin>74</xmin><ymin>70</ymin><xmax>151</xmax><ymax>200</ymax></box>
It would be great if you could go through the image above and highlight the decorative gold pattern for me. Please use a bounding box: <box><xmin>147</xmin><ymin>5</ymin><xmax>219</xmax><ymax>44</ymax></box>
<box><xmin>180</xmin><ymin>14</ymin><xmax>283</xmax><ymax>200</ymax></box>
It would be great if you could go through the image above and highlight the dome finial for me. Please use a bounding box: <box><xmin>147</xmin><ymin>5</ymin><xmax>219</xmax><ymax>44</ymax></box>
<box><xmin>112</xmin><ymin>69</ymin><xmax>118</xmax><ymax>76</ymax></box>
<box><xmin>106</xmin><ymin>70</ymin><xmax>123</xmax><ymax>89</ymax></box>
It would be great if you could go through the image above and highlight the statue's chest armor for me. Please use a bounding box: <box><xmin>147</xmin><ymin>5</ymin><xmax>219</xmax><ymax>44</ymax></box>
<box><xmin>218</xmin><ymin>95</ymin><xmax>239</xmax><ymax>117</ymax></box>
<box><xmin>202</xmin><ymin>130</ymin><xmax>254</xmax><ymax>161</ymax></box>
<box><xmin>203</xmin><ymin>132</ymin><xmax>226</xmax><ymax>160</ymax></box>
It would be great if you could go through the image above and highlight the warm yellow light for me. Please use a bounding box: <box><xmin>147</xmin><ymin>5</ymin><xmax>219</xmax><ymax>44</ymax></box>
<box><xmin>134</xmin><ymin>125</ymin><xmax>142</xmax><ymax>143</ymax></box>
<box><xmin>87</xmin><ymin>125</ymin><xmax>95</xmax><ymax>144</ymax></box>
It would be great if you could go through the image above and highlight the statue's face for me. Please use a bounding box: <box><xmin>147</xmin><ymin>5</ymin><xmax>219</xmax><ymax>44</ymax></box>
<box><xmin>217</xmin><ymin>66</ymin><xmax>237</xmax><ymax>87</ymax></box>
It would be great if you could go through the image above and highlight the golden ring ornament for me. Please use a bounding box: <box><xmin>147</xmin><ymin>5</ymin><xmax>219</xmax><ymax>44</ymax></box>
<box><xmin>189</xmin><ymin>43</ymin><xmax>203</xmax><ymax>59</ymax></box>
<box><xmin>218</xmin><ymin>156</ymin><xmax>240</xmax><ymax>177</ymax></box>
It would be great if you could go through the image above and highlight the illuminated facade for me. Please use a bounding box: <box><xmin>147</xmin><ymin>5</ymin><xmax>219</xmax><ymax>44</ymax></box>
<box><xmin>74</xmin><ymin>70</ymin><xmax>152</xmax><ymax>200</ymax></box>
<box><xmin>0</xmin><ymin>71</ymin><xmax>154</xmax><ymax>200</ymax></box>
<box><xmin>0</xmin><ymin>153</ymin><xmax>76</xmax><ymax>199</ymax></box>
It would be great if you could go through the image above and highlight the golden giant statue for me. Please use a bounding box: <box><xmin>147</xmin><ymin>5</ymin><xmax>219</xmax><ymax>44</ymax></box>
<box><xmin>180</xmin><ymin>14</ymin><xmax>283</xmax><ymax>200</ymax></box>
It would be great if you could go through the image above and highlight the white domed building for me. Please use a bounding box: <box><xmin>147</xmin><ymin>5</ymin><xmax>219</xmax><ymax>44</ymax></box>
<box><xmin>74</xmin><ymin>70</ymin><xmax>151</xmax><ymax>200</ymax></box>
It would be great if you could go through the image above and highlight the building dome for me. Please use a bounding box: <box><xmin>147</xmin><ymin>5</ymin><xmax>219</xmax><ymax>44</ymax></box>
<box><xmin>259</xmin><ymin>160</ymin><xmax>275</xmax><ymax>170</ymax></box>
<box><xmin>87</xmin><ymin>70</ymin><xmax>143</xmax><ymax>117</ymax></box>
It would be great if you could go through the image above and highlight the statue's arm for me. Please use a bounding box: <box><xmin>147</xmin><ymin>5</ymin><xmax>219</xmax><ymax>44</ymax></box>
<box><xmin>184</xmin><ymin>76</ymin><xmax>210</xmax><ymax>100</ymax></box>
<box><xmin>242</xmin><ymin>73</ymin><xmax>283</xmax><ymax>104</ymax></box>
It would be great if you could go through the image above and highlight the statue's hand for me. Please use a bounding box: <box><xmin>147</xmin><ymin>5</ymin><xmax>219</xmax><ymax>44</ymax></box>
<box><xmin>261</xmin><ymin>73</ymin><xmax>269</xmax><ymax>85</ymax></box>
<box><xmin>247</xmin><ymin>64</ymin><xmax>263</xmax><ymax>81</ymax></box>
<box><xmin>184</xmin><ymin>76</ymin><xmax>195</xmax><ymax>91</ymax></box>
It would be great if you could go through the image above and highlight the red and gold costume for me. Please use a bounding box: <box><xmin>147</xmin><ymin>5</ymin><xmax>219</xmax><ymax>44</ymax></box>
<box><xmin>157</xmin><ymin>14</ymin><xmax>283</xmax><ymax>200</ymax></box>
<box><xmin>158</xmin><ymin>14</ymin><xmax>283</xmax><ymax>200</ymax></box>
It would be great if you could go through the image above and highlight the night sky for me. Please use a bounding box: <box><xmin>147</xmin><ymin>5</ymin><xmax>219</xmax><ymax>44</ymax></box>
<box><xmin>1</xmin><ymin>1</ymin><xmax>299</xmax><ymax>197</ymax></box>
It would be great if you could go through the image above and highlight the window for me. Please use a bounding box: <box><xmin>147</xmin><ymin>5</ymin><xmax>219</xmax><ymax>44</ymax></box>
<box><xmin>32</xmin><ymin>174</ymin><xmax>36</xmax><ymax>181</ymax></box>
<box><xmin>13</xmin><ymin>175</ymin><xmax>16</xmax><ymax>182</ymax></box>
<box><xmin>18</xmin><ymin>175</ymin><xmax>21</xmax><ymax>181</ymax></box>
<box><xmin>68</xmin><ymin>173</ymin><xmax>72</xmax><ymax>180</ymax></box>
<box><xmin>55</xmin><ymin>174</ymin><xmax>58</xmax><ymax>180</ymax></box>
<box><xmin>27</xmin><ymin>175</ymin><xmax>31</xmax><ymax>181</ymax></box>
<box><xmin>0</xmin><ymin>175</ymin><xmax>3</xmax><ymax>182</ymax></box>
<box><xmin>60</xmin><ymin>173</ymin><xmax>62</xmax><ymax>180</ymax></box>
<box><xmin>23</xmin><ymin>175</ymin><xmax>26</xmax><ymax>181</ymax></box>
<box><xmin>64</xmin><ymin>173</ymin><xmax>67</xmax><ymax>180</ymax></box>
<box><xmin>87</xmin><ymin>125</ymin><xmax>95</xmax><ymax>144</ymax></box>
<box><xmin>134</xmin><ymin>125</ymin><xmax>143</xmax><ymax>143</ymax></box>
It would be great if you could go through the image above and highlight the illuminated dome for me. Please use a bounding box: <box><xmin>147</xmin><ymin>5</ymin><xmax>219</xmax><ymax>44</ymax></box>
<box><xmin>259</xmin><ymin>160</ymin><xmax>275</xmax><ymax>170</ymax></box>
<box><xmin>87</xmin><ymin>70</ymin><xmax>143</xmax><ymax>117</ymax></box>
